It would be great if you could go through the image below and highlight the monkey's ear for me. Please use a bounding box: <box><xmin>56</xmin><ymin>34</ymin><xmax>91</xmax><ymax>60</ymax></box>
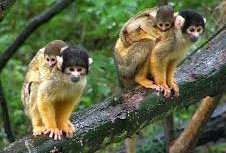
<box><xmin>203</xmin><ymin>18</ymin><xmax>207</xmax><ymax>23</ymax></box>
<box><xmin>150</xmin><ymin>12</ymin><xmax>157</xmax><ymax>18</ymax></box>
<box><xmin>56</xmin><ymin>56</ymin><xmax>63</xmax><ymax>70</ymax></box>
<box><xmin>40</xmin><ymin>47</ymin><xmax>45</xmax><ymax>53</ymax></box>
<box><xmin>174</xmin><ymin>15</ymin><xmax>185</xmax><ymax>29</ymax></box>
<box><xmin>60</xmin><ymin>46</ymin><xmax>68</xmax><ymax>54</ymax></box>
<box><xmin>89</xmin><ymin>58</ymin><xmax>93</xmax><ymax>65</ymax></box>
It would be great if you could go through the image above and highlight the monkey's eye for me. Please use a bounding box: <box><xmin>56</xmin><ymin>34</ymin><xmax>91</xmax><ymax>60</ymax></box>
<box><xmin>77</xmin><ymin>68</ymin><xmax>82</xmax><ymax>72</ymax></box>
<box><xmin>197</xmin><ymin>27</ymin><xmax>203</xmax><ymax>33</ymax></box>
<box><xmin>158</xmin><ymin>22</ymin><xmax>163</xmax><ymax>27</ymax></box>
<box><xmin>51</xmin><ymin>58</ymin><xmax>56</xmax><ymax>62</ymax></box>
<box><xmin>165</xmin><ymin>23</ymin><xmax>170</xmax><ymax>28</ymax></box>
<box><xmin>69</xmin><ymin>67</ymin><xmax>75</xmax><ymax>72</ymax></box>
<box><xmin>189</xmin><ymin>28</ymin><xmax>195</xmax><ymax>32</ymax></box>
<box><xmin>187</xmin><ymin>26</ymin><xmax>197</xmax><ymax>34</ymax></box>
<box><xmin>46</xmin><ymin>58</ymin><xmax>50</xmax><ymax>61</ymax></box>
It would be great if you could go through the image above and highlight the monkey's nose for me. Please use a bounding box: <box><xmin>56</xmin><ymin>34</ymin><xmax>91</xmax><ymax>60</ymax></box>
<box><xmin>190</xmin><ymin>36</ymin><xmax>198</xmax><ymax>42</ymax></box>
<box><xmin>71</xmin><ymin>76</ymin><xmax>80</xmax><ymax>82</ymax></box>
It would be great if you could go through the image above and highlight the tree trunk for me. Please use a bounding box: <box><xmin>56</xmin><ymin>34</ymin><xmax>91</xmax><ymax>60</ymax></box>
<box><xmin>2</xmin><ymin>29</ymin><xmax>226</xmax><ymax>153</ymax></box>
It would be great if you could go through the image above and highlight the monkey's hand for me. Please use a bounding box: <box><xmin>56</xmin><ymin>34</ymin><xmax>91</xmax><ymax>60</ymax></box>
<box><xmin>44</xmin><ymin>128</ymin><xmax>62</xmax><ymax>140</ymax></box>
<box><xmin>58</xmin><ymin>122</ymin><xmax>74</xmax><ymax>139</ymax></box>
<box><xmin>33</xmin><ymin>126</ymin><xmax>46</xmax><ymax>136</ymax></box>
<box><xmin>168</xmin><ymin>80</ymin><xmax>179</xmax><ymax>97</ymax></box>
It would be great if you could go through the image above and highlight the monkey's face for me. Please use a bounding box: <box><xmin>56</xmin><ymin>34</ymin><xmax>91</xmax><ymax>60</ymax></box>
<box><xmin>157</xmin><ymin>21</ymin><xmax>172</xmax><ymax>32</ymax></box>
<box><xmin>186</xmin><ymin>26</ymin><xmax>204</xmax><ymax>42</ymax></box>
<box><xmin>156</xmin><ymin>5</ymin><xmax>174</xmax><ymax>32</ymax></box>
<box><xmin>45</xmin><ymin>55</ymin><xmax>57</xmax><ymax>68</ymax></box>
<box><xmin>64</xmin><ymin>66</ymin><xmax>87</xmax><ymax>83</ymax></box>
<box><xmin>179</xmin><ymin>9</ymin><xmax>205</xmax><ymax>43</ymax></box>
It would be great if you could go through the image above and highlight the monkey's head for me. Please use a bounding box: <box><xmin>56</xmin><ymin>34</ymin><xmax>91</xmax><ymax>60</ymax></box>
<box><xmin>58</xmin><ymin>45</ymin><xmax>92</xmax><ymax>83</ymax></box>
<box><xmin>156</xmin><ymin>5</ymin><xmax>174</xmax><ymax>32</ymax></box>
<box><xmin>44</xmin><ymin>40</ymin><xmax>67</xmax><ymax>68</ymax></box>
<box><xmin>179</xmin><ymin>9</ymin><xmax>206</xmax><ymax>43</ymax></box>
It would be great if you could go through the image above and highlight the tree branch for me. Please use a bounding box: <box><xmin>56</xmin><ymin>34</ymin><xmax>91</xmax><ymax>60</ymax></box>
<box><xmin>169</xmin><ymin>96</ymin><xmax>220</xmax><ymax>153</ymax></box>
<box><xmin>0</xmin><ymin>80</ymin><xmax>14</xmax><ymax>142</ymax></box>
<box><xmin>2</xmin><ymin>29</ymin><xmax>226</xmax><ymax>153</ymax></box>
<box><xmin>117</xmin><ymin>101</ymin><xmax>226</xmax><ymax>153</ymax></box>
<box><xmin>0</xmin><ymin>0</ymin><xmax>16</xmax><ymax>21</ymax></box>
<box><xmin>0</xmin><ymin>0</ymin><xmax>73</xmax><ymax>72</ymax></box>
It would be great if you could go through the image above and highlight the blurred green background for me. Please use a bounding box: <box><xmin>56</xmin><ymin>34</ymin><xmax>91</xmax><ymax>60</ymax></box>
<box><xmin>0</xmin><ymin>0</ymin><xmax>225</xmax><ymax>152</ymax></box>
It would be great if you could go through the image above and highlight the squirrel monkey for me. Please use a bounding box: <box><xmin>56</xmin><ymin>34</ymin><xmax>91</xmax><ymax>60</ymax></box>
<box><xmin>114</xmin><ymin>9</ymin><xmax>205</xmax><ymax>97</ymax></box>
<box><xmin>23</xmin><ymin>45</ymin><xmax>92</xmax><ymax>140</ymax></box>
<box><xmin>114</xmin><ymin>9</ymin><xmax>205</xmax><ymax>153</ymax></box>
<box><xmin>114</xmin><ymin>6</ymin><xmax>185</xmax><ymax>89</ymax></box>
<box><xmin>22</xmin><ymin>40</ymin><xmax>67</xmax><ymax>110</ymax></box>
<box><xmin>21</xmin><ymin>40</ymin><xmax>68</xmax><ymax>136</ymax></box>
<box><xmin>120</xmin><ymin>6</ymin><xmax>183</xmax><ymax>48</ymax></box>
<box><xmin>136</xmin><ymin>9</ymin><xmax>205</xmax><ymax>97</ymax></box>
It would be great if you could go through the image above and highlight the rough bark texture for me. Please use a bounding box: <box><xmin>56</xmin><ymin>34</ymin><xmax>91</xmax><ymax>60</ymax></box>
<box><xmin>117</xmin><ymin>102</ymin><xmax>226</xmax><ymax>153</ymax></box>
<box><xmin>169</xmin><ymin>96</ymin><xmax>219</xmax><ymax>153</ymax></box>
<box><xmin>0</xmin><ymin>0</ymin><xmax>74</xmax><ymax>72</ymax></box>
<box><xmin>0</xmin><ymin>0</ymin><xmax>16</xmax><ymax>21</ymax></box>
<box><xmin>2</xmin><ymin>29</ymin><xmax>226</xmax><ymax>153</ymax></box>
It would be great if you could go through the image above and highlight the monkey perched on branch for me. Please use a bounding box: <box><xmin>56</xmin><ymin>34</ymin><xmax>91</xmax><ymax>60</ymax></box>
<box><xmin>21</xmin><ymin>40</ymin><xmax>68</xmax><ymax>136</ymax></box>
<box><xmin>114</xmin><ymin>7</ymin><xmax>206</xmax><ymax>153</ymax></box>
<box><xmin>114</xmin><ymin>8</ymin><xmax>205</xmax><ymax>97</ymax></box>
<box><xmin>22</xmin><ymin>43</ymin><xmax>92</xmax><ymax>140</ymax></box>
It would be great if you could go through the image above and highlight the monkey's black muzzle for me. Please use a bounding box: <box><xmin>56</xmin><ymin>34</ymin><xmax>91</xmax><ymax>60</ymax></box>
<box><xmin>190</xmin><ymin>35</ymin><xmax>198</xmax><ymax>42</ymax></box>
<box><xmin>71</xmin><ymin>76</ymin><xmax>80</xmax><ymax>82</ymax></box>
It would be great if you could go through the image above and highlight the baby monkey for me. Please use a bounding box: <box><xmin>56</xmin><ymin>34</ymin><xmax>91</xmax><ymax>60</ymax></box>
<box><xmin>121</xmin><ymin>6</ymin><xmax>183</xmax><ymax>48</ymax></box>
<box><xmin>25</xmin><ymin>40</ymin><xmax>68</xmax><ymax>83</ymax></box>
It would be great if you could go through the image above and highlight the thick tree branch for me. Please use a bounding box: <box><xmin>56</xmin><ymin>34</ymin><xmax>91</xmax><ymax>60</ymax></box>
<box><xmin>0</xmin><ymin>80</ymin><xmax>14</xmax><ymax>142</ymax></box>
<box><xmin>0</xmin><ymin>0</ymin><xmax>74</xmax><ymax>72</ymax></box>
<box><xmin>117</xmin><ymin>101</ymin><xmax>226</xmax><ymax>153</ymax></box>
<box><xmin>2</xmin><ymin>29</ymin><xmax>226</xmax><ymax>153</ymax></box>
<box><xmin>169</xmin><ymin>96</ymin><xmax>219</xmax><ymax>153</ymax></box>
<box><xmin>0</xmin><ymin>0</ymin><xmax>16</xmax><ymax>21</ymax></box>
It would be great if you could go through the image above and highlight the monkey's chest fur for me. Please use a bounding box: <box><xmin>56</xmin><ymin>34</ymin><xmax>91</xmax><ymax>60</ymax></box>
<box><xmin>38</xmin><ymin>75</ymin><xmax>87</xmax><ymax>104</ymax></box>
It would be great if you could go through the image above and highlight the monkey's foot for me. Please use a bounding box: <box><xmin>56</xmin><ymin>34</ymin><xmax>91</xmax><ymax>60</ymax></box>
<box><xmin>157</xmin><ymin>85</ymin><xmax>171</xmax><ymax>98</ymax></box>
<box><xmin>68</xmin><ymin>120</ymin><xmax>75</xmax><ymax>132</ymax></box>
<box><xmin>33</xmin><ymin>126</ymin><xmax>46</xmax><ymax>136</ymax></box>
<box><xmin>44</xmin><ymin>128</ymin><xmax>62</xmax><ymax>140</ymax></box>
<box><xmin>59</xmin><ymin>123</ymin><xmax>74</xmax><ymax>139</ymax></box>
<box><xmin>137</xmin><ymin>79</ymin><xmax>160</xmax><ymax>90</ymax></box>
<box><xmin>168</xmin><ymin>82</ymin><xmax>179</xmax><ymax>97</ymax></box>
